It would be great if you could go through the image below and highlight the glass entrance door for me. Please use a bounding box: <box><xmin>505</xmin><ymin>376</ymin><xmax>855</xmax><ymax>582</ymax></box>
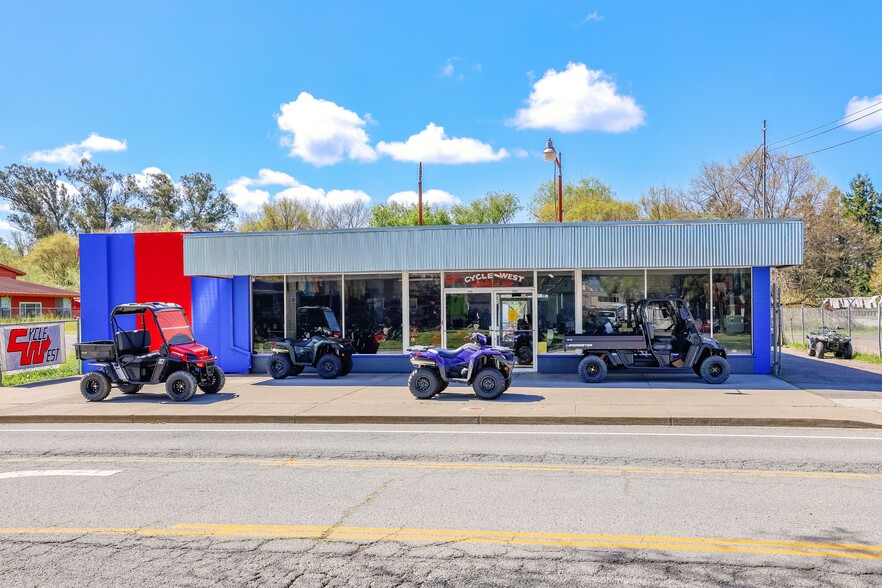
<box><xmin>493</xmin><ymin>291</ymin><xmax>535</xmax><ymax>368</ymax></box>
<box><xmin>445</xmin><ymin>292</ymin><xmax>491</xmax><ymax>349</ymax></box>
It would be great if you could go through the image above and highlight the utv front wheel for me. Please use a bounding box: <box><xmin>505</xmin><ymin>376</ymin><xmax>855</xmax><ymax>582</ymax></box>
<box><xmin>578</xmin><ymin>355</ymin><xmax>608</xmax><ymax>384</ymax></box>
<box><xmin>118</xmin><ymin>383</ymin><xmax>142</xmax><ymax>395</ymax></box>
<box><xmin>199</xmin><ymin>366</ymin><xmax>226</xmax><ymax>394</ymax></box>
<box><xmin>267</xmin><ymin>354</ymin><xmax>292</xmax><ymax>379</ymax></box>
<box><xmin>473</xmin><ymin>368</ymin><xmax>506</xmax><ymax>400</ymax></box>
<box><xmin>165</xmin><ymin>371</ymin><xmax>197</xmax><ymax>402</ymax></box>
<box><xmin>814</xmin><ymin>341</ymin><xmax>826</xmax><ymax>359</ymax></box>
<box><xmin>81</xmin><ymin>372</ymin><xmax>112</xmax><ymax>402</ymax></box>
<box><xmin>408</xmin><ymin>368</ymin><xmax>442</xmax><ymax>399</ymax></box>
<box><xmin>317</xmin><ymin>353</ymin><xmax>343</xmax><ymax>379</ymax></box>
<box><xmin>699</xmin><ymin>356</ymin><xmax>731</xmax><ymax>385</ymax></box>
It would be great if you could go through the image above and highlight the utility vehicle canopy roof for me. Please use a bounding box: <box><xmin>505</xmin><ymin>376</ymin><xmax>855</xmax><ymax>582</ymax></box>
<box><xmin>112</xmin><ymin>302</ymin><xmax>185</xmax><ymax>315</ymax></box>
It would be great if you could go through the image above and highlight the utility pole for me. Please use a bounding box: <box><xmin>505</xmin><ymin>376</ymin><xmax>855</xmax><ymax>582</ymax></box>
<box><xmin>762</xmin><ymin>120</ymin><xmax>767</xmax><ymax>219</ymax></box>
<box><xmin>418</xmin><ymin>162</ymin><xmax>423</xmax><ymax>226</ymax></box>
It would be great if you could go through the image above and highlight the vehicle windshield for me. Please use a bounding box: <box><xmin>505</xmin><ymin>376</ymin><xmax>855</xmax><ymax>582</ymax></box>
<box><xmin>323</xmin><ymin>309</ymin><xmax>342</xmax><ymax>332</ymax></box>
<box><xmin>155</xmin><ymin>309</ymin><xmax>195</xmax><ymax>345</ymax></box>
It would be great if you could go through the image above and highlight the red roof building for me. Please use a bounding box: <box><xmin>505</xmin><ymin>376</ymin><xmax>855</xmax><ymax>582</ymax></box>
<box><xmin>0</xmin><ymin>263</ymin><xmax>79</xmax><ymax>318</ymax></box>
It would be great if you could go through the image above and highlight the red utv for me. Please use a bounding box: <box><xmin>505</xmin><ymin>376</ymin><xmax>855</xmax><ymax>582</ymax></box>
<box><xmin>74</xmin><ymin>302</ymin><xmax>225</xmax><ymax>402</ymax></box>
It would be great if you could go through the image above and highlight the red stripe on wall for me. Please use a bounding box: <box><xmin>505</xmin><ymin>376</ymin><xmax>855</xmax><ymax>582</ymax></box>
<box><xmin>134</xmin><ymin>233</ymin><xmax>192</xmax><ymax>350</ymax></box>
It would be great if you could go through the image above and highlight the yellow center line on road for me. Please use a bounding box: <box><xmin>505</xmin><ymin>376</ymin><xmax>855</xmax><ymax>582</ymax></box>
<box><xmin>0</xmin><ymin>524</ymin><xmax>881</xmax><ymax>560</ymax></box>
<box><xmin>1</xmin><ymin>456</ymin><xmax>879</xmax><ymax>481</ymax></box>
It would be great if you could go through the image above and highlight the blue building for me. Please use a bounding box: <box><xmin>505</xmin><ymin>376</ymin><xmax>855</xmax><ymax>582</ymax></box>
<box><xmin>81</xmin><ymin>219</ymin><xmax>803</xmax><ymax>375</ymax></box>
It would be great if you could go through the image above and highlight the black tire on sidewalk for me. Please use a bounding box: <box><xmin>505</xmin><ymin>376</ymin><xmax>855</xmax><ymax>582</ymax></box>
<box><xmin>165</xmin><ymin>371</ymin><xmax>197</xmax><ymax>402</ymax></box>
<box><xmin>843</xmin><ymin>342</ymin><xmax>854</xmax><ymax>360</ymax></box>
<box><xmin>699</xmin><ymin>355</ymin><xmax>731</xmax><ymax>385</ymax></box>
<box><xmin>118</xmin><ymin>383</ymin><xmax>142</xmax><ymax>395</ymax></box>
<box><xmin>814</xmin><ymin>341</ymin><xmax>825</xmax><ymax>359</ymax></box>
<box><xmin>472</xmin><ymin>368</ymin><xmax>506</xmax><ymax>400</ymax></box>
<box><xmin>267</xmin><ymin>354</ymin><xmax>292</xmax><ymax>379</ymax></box>
<box><xmin>408</xmin><ymin>368</ymin><xmax>442</xmax><ymax>399</ymax></box>
<box><xmin>81</xmin><ymin>372</ymin><xmax>112</xmax><ymax>402</ymax></box>
<box><xmin>198</xmin><ymin>366</ymin><xmax>226</xmax><ymax>394</ymax></box>
<box><xmin>578</xmin><ymin>355</ymin><xmax>608</xmax><ymax>384</ymax></box>
<box><xmin>317</xmin><ymin>353</ymin><xmax>343</xmax><ymax>379</ymax></box>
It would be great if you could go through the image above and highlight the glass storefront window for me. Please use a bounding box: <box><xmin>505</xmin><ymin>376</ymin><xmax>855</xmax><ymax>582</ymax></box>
<box><xmin>445</xmin><ymin>292</ymin><xmax>491</xmax><ymax>348</ymax></box>
<box><xmin>647</xmin><ymin>269</ymin><xmax>710</xmax><ymax>335</ymax></box>
<box><xmin>409</xmin><ymin>273</ymin><xmax>442</xmax><ymax>347</ymax></box>
<box><xmin>345</xmin><ymin>274</ymin><xmax>403</xmax><ymax>353</ymax></box>
<box><xmin>252</xmin><ymin>276</ymin><xmax>284</xmax><ymax>351</ymax></box>
<box><xmin>582</xmin><ymin>271</ymin><xmax>644</xmax><ymax>334</ymax></box>
<box><xmin>537</xmin><ymin>271</ymin><xmax>574</xmax><ymax>352</ymax></box>
<box><xmin>712</xmin><ymin>268</ymin><xmax>752</xmax><ymax>353</ymax></box>
<box><xmin>285</xmin><ymin>275</ymin><xmax>343</xmax><ymax>339</ymax></box>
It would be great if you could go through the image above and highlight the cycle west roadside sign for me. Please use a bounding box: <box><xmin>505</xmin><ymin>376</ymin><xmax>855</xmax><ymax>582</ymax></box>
<box><xmin>0</xmin><ymin>322</ymin><xmax>67</xmax><ymax>373</ymax></box>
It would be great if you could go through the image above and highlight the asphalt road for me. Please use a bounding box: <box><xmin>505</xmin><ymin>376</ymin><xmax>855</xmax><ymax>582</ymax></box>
<box><xmin>1</xmin><ymin>424</ymin><xmax>881</xmax><ymax>587</ymax></box>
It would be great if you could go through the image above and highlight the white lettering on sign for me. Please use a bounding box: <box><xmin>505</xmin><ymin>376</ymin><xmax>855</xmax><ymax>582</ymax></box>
<box><xmin>462</xmin><ymin>273</ymin><xmax>526</xmax><ymax>284</ymax></box>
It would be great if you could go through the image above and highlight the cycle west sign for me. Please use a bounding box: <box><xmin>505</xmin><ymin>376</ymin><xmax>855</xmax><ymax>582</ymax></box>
<box><xmin>0</xmin><ymin>322</ymin><xmax>66</xmax><ymax>372</ymax></box>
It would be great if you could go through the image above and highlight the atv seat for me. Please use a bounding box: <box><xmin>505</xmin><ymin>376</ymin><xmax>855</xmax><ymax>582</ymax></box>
<box><xmin>436</xmin><ymin>345</ymin><xmax>473</xmax><ymax>359</ymax></box>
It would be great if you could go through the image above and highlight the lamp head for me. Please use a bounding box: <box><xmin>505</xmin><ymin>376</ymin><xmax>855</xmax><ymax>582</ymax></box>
<box><xmin>542</xmin><ymin>138</ymin><xmax>557</xmax><ymax>162</ymax></box>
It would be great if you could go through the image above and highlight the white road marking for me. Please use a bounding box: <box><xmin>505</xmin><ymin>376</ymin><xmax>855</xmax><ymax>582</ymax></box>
<box><xmin>0</xmin><ymin>428</ymin><xmax>881</xmax><ymax>440</ymax></box>
<box><xmin>0</xmin><ymin>470</ymin><xmax>120</xmax><ymax>479</ymax></box>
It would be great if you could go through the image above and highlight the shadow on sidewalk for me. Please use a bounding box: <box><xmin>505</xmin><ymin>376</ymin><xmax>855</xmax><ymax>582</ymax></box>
<box><xmin>780</xmin><ymin>351</ymin><xmax>882</xmax><ymax>393</ymax></box>
<box><xmin>430</xmin><ymin>391</ymin><xmax>545</xmax><ymax>403</ymax></box>
<box><xmin>101</xmin><ymin>392</ymin><xmax>238</xmax><ymax>404</ymax></box>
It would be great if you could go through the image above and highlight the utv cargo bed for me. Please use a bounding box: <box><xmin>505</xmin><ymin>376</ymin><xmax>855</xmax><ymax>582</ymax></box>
<box><xmin>74</xmin><ymin>341</ymin><xmax>116</xmax><ymax>361</ymax></box>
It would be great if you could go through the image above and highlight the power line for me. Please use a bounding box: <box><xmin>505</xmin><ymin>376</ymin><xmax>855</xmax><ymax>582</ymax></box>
<box><xmin>785</xmin><ymin>128</ymin><xmax>882</xmax><ymax>161</ymax></box>
<box><xmin>768</xmin><ymin>98</ymin><xmax>882</xmax><ymax>147</ymax></box>
<box><xmin>770</xmin><ymin>105</ymin><xmax>882</xmax><ymax>151</ymax></box>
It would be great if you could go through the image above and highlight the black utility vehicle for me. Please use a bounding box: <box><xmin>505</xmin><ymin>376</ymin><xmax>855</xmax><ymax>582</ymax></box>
<box><xmin>807</xmin><ymin>327</ymin><xmax>853</xmax><ymax>359</ymax></box>
<box><xmin>266</xmin><ymin>306</ymin><xmax>355</xmax><ymax>379</ymax></box>
<box><xmin>74</xmin><ymin>302</ymin><xmax>225</xmax><ymax>402</ymax></box>
<box><xmin>564</xmin><ymin>297</ymin><xmax>731</xmax><ymax>385</ymax></box>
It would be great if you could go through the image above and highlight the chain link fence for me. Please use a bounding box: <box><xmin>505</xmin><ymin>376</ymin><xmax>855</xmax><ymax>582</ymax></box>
<box><xmin>782</xmin><ymin>304</ymin><xmax>882</xmax><ymax>357</ymax></box>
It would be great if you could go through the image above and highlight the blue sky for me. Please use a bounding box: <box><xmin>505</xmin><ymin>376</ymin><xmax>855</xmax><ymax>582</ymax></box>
<box><xmin>1</xmin><ymin>1</ymin><xmax>880</xmax><ymax>230</ymax></box>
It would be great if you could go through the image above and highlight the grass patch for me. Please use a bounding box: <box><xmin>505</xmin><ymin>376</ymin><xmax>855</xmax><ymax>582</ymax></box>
<box><xmin>2</xmin><ymin>356</ymin><xmax>80</xmax><ymax>387</ymax></box>
<box><xmin>853</xmin><ymin>353</ymin><xmax>882</xmax><ymax>365</ymax></box>
<box><xmin>785</xmin><ymin>342</ymin><xmax>808</xmax><ymax>350</ymax></box>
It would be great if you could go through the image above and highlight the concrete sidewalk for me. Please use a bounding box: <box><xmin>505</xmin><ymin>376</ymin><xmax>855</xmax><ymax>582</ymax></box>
<box><xmin>2</xmin><ymin>368</ymin><xmax>882</xmax><ymax>428</ymax></box>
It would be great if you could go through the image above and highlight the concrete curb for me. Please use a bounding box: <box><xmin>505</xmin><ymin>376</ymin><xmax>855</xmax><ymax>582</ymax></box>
<box><xmin>0</xmin><ymin>414</ymin><xmax>880</xmax><ymax>428</ymax></box>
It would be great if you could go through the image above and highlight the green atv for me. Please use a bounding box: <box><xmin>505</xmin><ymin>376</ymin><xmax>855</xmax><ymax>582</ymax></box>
<box><xmin>267</xmin><ymin>306</ymin><xmax>355</xmax><ymax>379</ymax></box>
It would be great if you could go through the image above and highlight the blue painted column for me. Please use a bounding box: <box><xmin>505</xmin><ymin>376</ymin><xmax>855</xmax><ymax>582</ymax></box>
<box><xmin>751</xmin><ymin>267</ymin><xmax>771</xmax><ymax>374</ymax></box>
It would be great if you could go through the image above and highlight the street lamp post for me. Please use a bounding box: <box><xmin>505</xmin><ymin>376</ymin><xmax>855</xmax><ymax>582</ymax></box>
<box><xmin>543</xmin><ymin>138</ymin><xmax>563</xmax><ymax>222</ymax></box>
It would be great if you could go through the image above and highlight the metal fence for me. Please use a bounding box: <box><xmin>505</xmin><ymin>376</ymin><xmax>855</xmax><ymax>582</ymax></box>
<box><xmin>0</xmin><ymin>307</ymin><xmax>79</xmax><ymax>319</ymax></box>
<box><xmin>782</xmin><ymin>304</ymin><xmax>882</xmax><ymax>357</ymax></box>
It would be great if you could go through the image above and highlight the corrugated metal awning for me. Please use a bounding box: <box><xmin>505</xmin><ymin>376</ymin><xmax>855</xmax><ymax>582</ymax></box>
<box><xmin>183</xmin><ymin>219</ymin><xmax>803</xmax><ymax>276</ymax></box>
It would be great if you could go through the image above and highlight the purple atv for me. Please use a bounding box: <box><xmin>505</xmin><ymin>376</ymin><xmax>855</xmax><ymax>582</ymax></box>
<box><xmin>406</xmin><ymin>333</ymin><xmax>516</xmax><ymax>400</ymax></box>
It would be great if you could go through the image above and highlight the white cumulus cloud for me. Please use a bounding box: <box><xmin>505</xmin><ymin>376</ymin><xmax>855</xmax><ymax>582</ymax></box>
<box><xmin>130</xmin><ymin>167</ymin><xmax>170</xmax><ymax>190</ymax></box>
<box><xmin>276</xmin><ymin>92</ymin><xmax>377</xmax><ymax>166</ymax></box>
<box><xmin>387</xmin><ymin>189</ymin><xmax>461</xmax><ymax>206</ymax></box>
<box><xmin>376</xmin><ymin>123</ymin><xmax>508</xmax><ymax>164</ymax></box>
<box><xmin>511</xmin><ymin>62</ymin><xmax>645</xmax><ymax>133</ymax></box>
<box><xmin>583</xmin><ymin>11</ymin><xmax>604</xmax><ymax>22</ymax></box>
<box><xmin>227</xmin><ymin>169</ymin><xmax>371</xmax><ymax>213</ymax></box>
<box><xmin>24</xmin><ymin>133</ymin><xmax>127</xmax><ymax>165</ymax></box>
<box><xmin>844</xmin><ymin>94</ymin><xmax>882</xmax><ymax>131</ymax></box>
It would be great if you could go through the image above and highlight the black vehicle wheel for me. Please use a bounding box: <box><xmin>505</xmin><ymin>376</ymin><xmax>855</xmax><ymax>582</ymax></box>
<box><xmin>165</xmin><ymin>371</ymin><xmax>197</xmax><ymax>402</ymax></box>
<box><xmin>808</xmin><ymin>345</ymin><xmax>816</xmax><ymax>357</ymax></box>
<box><xmin>317</xmin><ymin>353</ymin><xmax>343</xmax><ymax>379</ymax></box>
<box><xmin>118</xmin><ymin>383</ymin><xmax>142</xmax><ymax>395</ymax></box>
<box><xmin>289</xmin><ymin>364</ymin><xmax>305</xmax><ymax>377</ymax></box>
<box><xmin>199</xmin><ymin>366</ymin><xmax>225</xmax><ymax>394</ymax></box>
<box><xmin>408</xmin><ymin>368</ymin><xmax>442</xmax><ymax>399</ymax></box>
<box><xmin>578</xmin><ymin>355</ymin><xmax>608</xmax><ymax>384</ymax></box>
<box><xmin>339</xmin><ymin>357</ymin><xmax>353</xmax><ymax>376</ymax></box>
<box><xmin>516</xmin><ymin>345</ymin><xmax>533</xmax><ymax>365</ymax></box>
<box><xmin>472</xmin><ymin>368</ymin><xmax>506</xmax><ymax>400</ymax></box>
<box><xmin>503</xmin><ymin>376</ymin><xmax>512</xmax><ymax>391</ymax></box>
<box><xmin>699</xmin><ymin>355</ymin><xmax>731</xmax><ymax>385</ymax></box>
<box><xmin>267</xmin><ymin>353</ymin><xmax>292</xmax><ymax>380</ymax></box>
<box><xmin>814</xmin><ymin>341</ymin><xmax>826</xmax><ymax>359</ymax></box>
<box><xmin>80</xmin><ymin>372</ymin><xmax>112</xmax><ymax>402</ymax></box>
<box><xmin>844</xmin><ymin>342</ymin><xmax>854</xmax><ymax>360</ymax></box>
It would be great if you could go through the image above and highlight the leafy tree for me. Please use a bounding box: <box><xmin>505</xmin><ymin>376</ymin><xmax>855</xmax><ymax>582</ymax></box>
<box><xmin>451</xmin><ymin>191</ymin><xmax>521</xmax><ymax>225</ymax></box>
<box><xmin>24</xmin><ymin>232</ymin><xmax>79</xmax><ymax>290</ymax></box>
<box><xmin>177</xmin><ymin>173</ymin><xmax>237</xmax><ymax>231</ymax></box>
<box><xmin>131</xmin><ymin>172</ymin><xmax>182</xmax><ymax>230</ymax></box>
<box><xmin>869</xmin><ymin>256</ymin><xmax>882</xmax><ymax>294</ymax></box>
<box><xmin>368</xmin><ymin>202</ymin><xmax>452</xmax><ymax>227</ymax></box>
<box><xmin>530</xmin><ymin>177</ymin><xmax>638</xmax><ymax>222</ymax></box>
<box><xmin>638</xmin><ymin>184</ymin><xmax>695</xmax><ymax>220</ymax></box>
<box><xmin>239</xmin><ymin>198</ymin><xmax>325</xmax><ymax>231</ymax></box>
<box><xmin>63</xmin><ymin>159</ymin><xmax>134</xmax><ymax>233</ymax></box>
<box><xmin>0</xmin><ymin>164</ymin><xmax>77</xmax><ymax>239</ymax></box>
<box><xmin>841</xmin><ymin>174</ymin><xmax>881</xmax><ymax>234</ymax></box>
